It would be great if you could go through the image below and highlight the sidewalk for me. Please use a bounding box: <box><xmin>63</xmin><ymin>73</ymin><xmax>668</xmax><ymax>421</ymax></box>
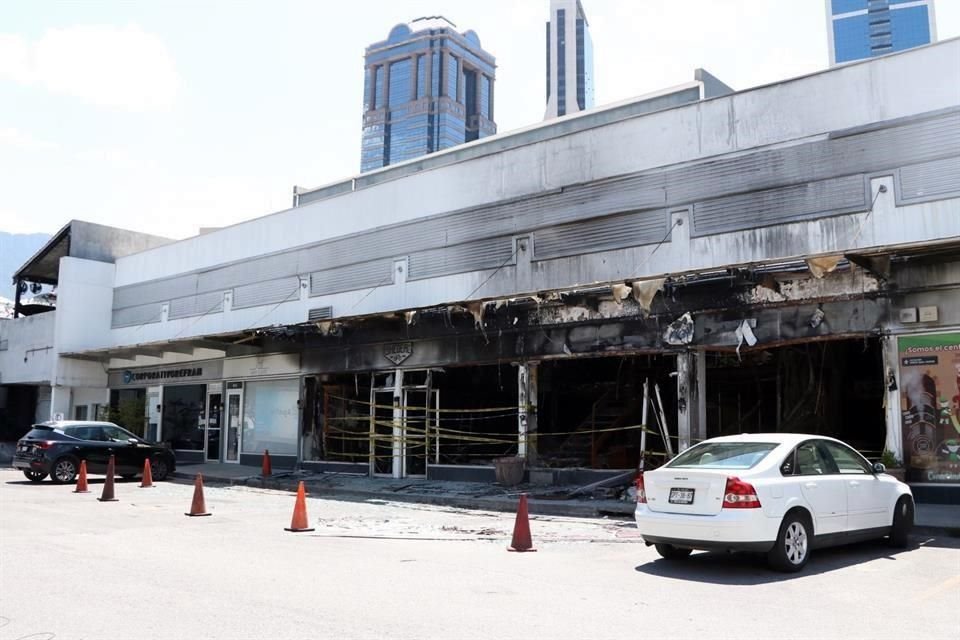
<box><xmin>171</xmin><ymin>462</ymin><xmax>960</xmax><ymax>532</ymax></box>
<box><xmin>171</xmin><ymin>462</ymin><xmax>636</xmax><ymax>518</ymax></box>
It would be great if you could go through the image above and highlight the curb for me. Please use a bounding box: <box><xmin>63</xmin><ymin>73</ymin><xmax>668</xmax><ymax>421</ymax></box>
<box><xmin>169</xmin><ymin>470</ymin><xmax>960</xmax><ymax>534</ymax></box>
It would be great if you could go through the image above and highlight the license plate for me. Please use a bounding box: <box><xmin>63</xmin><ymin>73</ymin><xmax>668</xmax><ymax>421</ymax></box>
<box><xmin>17</xmin><ymin>445</ymin><xmax>30</xmax><ymax>452</ymax></box>
<box><xmin>669</xmin><ymin>488</ymin><xmax>695</xmax><ymax>504</ymax></box>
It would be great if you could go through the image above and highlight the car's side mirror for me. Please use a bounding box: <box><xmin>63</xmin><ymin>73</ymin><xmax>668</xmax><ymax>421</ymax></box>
<box><xmin>127</xmin><ymin>438</ymin><xmax>139</xmax><ymax>446</ymax></box>
<box><xmin>872</xmin><ymin>462</ymin><xmax>886</xmax><ymax>474</ymax></box>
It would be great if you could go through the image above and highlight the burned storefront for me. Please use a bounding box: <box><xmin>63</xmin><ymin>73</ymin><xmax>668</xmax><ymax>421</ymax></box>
<box><xmin>280</xmin><ymin>243</ymin><xmax>960</xmax><ymax>497</ymax></box>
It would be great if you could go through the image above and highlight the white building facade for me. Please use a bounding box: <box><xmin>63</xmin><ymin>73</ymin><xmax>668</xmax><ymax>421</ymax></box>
<box><xmin>2</xmin><ymin>41</ymin><xmax>959</xmax><ymax>500</ymax></box>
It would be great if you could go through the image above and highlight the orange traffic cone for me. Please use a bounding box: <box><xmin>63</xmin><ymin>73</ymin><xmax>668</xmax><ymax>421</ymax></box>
<box><xmin>508</xmin><ymin>493</ymin><xmax>536</xmax><ymax>552</ymax></box>
<box><xmin>98</xmin><ymin>455</ymin><xmax>119</xmax><ymax>502</ymax></box>
<box><xmin>185</xmin><ymin>473</ymin><xmax>211</xmax><ymax>517</ymax></box>
<box><xmin>140</xmin><ymin>458</ymin><xmax>154</xmax><ymax>488</ymax></box>
<box><xmin>74</xmin><ymin>459</ymin><xmax>90</xmax><ymax>494</ymax></box>
<box><xmin>262</xmin><ymin>450</ymin><xmax>272</xmax><ymax>477</ymax></box>
<box><xmin>284</xmin><ymin>481</ymin><xmax>314</xmax><ymax>532</ymax></box>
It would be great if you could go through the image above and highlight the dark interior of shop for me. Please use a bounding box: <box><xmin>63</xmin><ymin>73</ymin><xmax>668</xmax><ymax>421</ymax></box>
<box><xmin>432</xmin><ymin>364</ymin><xmax>518</xmax><ymax>466</ymax></box>
<box><xmin>0</xmin><ymin>385</ymin><xmax>38</xmax><ymax>440</ymax></box>
<box><xmin>706</xmin><ymin>338</ymin><xmax>886</xmax><ymax>458</ymax></box>
<box><xmin>537</xmin><ymin>355</ymin><xmax>677</xmax><ymax>469</ymax></box>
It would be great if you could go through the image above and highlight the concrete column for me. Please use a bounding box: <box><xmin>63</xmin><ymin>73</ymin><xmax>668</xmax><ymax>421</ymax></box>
<box><xmin>676</xmin><ymin>350</ymin><xmax>706</xmax><ymax>452</ymax></box>
<box><xmin>517</xmin><ymin>362</ymin><xmax>539</xmax><ymax>462</ymax></box>
<box><xmin>881</xmin><ymin>335</ymin><xmax>903</xmax><ymax>462</ymax></box>
<box><xmin>49</xmin><ymin>384</ymin><xmax>71</xmax><ymax>421</ymax></box>
<box><xmin>392</xmin><ymin>368</ymin><xmax>404</xmax><ymax>479</ymax></box>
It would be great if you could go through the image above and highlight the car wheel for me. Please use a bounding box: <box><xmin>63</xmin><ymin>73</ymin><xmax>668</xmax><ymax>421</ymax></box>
<box><xmin>654</xmin><ymin>543</ymin><xmax>693</xmax><ymax>560</ymax></box>
<box><xmin>889</xmin><ymin>495</ymin><xmax>914</xmax><ymax>548</ymax></box>
<box><xmin>50</xmin><ymin>457</ymin><xmax>79</xmax><ymax>484</ymax></box>
<box><xmin>151</xmin><ymin>458</ymin><xmax>170</xmax><ymax>481</ymax></box>
<box><xmin>768</xmin><ymin>512</ymin><xmax>811</xmax><ymax>572</ymax></box>
<box><xmin>22</xmin><ymin>470</ymin><xmax>48</xmax><ymax>482</ymax></box>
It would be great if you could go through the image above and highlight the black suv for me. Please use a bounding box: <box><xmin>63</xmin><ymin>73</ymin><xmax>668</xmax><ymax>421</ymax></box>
<box><xmin>13</xmin><ymin>421</ymin><xmax>176</xmax><ymax>484</ymax></box>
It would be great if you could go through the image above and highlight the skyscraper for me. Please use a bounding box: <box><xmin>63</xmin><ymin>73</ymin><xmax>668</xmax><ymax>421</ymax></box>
<box><xmin>545</xmin><ymin>0</ymin><xmax>594</xmax><ymax>120</ymax></box>
<box><xmin>826</xmin><ymin>0</ymin><xmax>937</xmax><ymax>65</ymax></box>
<box><xmin>360</xmin><ymin>17</ymin><xmax>497</xmax><ymax>173</ymax></box>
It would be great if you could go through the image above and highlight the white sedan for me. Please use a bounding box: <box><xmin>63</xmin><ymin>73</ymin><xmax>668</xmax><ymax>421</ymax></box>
<box><xmin>634</xmin><ymin>433</ymin><xmax>914</xmax><ymax>572</ymax></box>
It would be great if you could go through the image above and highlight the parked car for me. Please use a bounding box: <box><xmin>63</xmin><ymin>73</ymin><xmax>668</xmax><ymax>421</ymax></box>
<box><xmin>634</xmin><ymin>433</ymin><xmax>913</xmax><ymax>572</ymax></box>
<box><xmin>13</xmin><ymin>421</ymin><xmax>176</xmax><ymax>484</ymax></box>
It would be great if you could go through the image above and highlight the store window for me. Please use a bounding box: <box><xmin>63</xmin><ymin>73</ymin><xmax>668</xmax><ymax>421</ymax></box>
<box><xmin>162</xmin><ymin>384</ymin><xmax>206</xmax><ymax>451</ymax></box>
<box><xmin>241</xmin><ymin>379</ymin><xmax>299</xmax><ymax>456</ymax></box>
<box><xmin>74</xmin><ymin>405</ymin><xmax>88</xmax><ymax>420</ymax></box>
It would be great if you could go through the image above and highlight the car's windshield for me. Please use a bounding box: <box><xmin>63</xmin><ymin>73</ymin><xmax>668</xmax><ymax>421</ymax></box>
<box><xmin>667</xmin><ymin>442</ymin><xmax>778</xmax><ymax>470</ymax></box>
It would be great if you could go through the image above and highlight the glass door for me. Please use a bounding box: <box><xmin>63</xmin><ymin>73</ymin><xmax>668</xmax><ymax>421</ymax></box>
<box><xmin>225</xmin><ymin>386</ymin><xmax>242</xmax><ymax>463</ymax></box>
<box><xmin>205</xmin><ymin>392</ymin><xmax>222</xmax><ymax>462</ymax></box>
<box><xmin>146</xmin><ymin>387</ymin><xmax>162</xmax><ymax>442</ymax></box>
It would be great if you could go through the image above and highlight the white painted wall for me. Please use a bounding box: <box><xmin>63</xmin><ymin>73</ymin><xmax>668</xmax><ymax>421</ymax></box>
<box><xmin>53</xmin><ymin>257</ymin><xmax>115</xmax><ymax>359</ymax></box>
<box><xmin>0</xmin><ymin>312</ymin><xmax>55</xmax><ymax>385</ymax></box>
<box><xmin>71</xmin><ymin>387</ymin><xmax>110</xmax><ymax>419</ymax></box>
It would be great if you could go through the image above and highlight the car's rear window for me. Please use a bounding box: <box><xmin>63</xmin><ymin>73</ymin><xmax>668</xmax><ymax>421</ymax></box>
<box><xmin>667</xmin><ymin>442</ymin><xmax>778</xmax><ymax>470</ymax></box>
<box><xmin>24</xmin><ymin>427</ymin><xmax>68</xmax><ymax>440</ymax></box>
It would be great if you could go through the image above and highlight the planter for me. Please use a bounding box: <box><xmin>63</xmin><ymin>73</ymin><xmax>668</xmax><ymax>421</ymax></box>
<box><xmin>493</xmin><ymin>456</ymin><xmax>525</xmax><ymax>486</ymax></box>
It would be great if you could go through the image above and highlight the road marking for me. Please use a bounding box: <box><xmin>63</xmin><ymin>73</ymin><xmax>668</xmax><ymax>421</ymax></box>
<box><xmin>910</xmin><ymin>574</ymin><xmax>960</xmax><ymax>602</ymax></box>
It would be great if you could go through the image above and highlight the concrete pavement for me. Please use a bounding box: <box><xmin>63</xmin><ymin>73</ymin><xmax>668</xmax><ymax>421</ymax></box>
<box><xmin>2</xmin><ymin>467</ymin><xmax>958</xmax><ymax>640</ymax></box>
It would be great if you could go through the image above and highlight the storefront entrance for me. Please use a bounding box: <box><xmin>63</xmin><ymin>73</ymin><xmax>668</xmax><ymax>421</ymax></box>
<box><xmin>205</xmin><ymin>389</ymin><xmax>222</xmax><ymax>462</ymax></box>
<box><xmin>224</xmin><ymin>384</ymin><xmax>242</xmax><ymax>463</ymax></box>
<box><xmin>371</xmin><ymin>371</ymin><xmax>436</xmax><ymax>478</ymax></box>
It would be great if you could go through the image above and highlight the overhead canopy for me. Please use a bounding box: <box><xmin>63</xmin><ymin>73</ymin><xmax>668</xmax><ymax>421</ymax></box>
<box><xmin>12</xmin><ymin>220</ymin><xmax>174</xmax><ymax>287</ymax></box>
<box><xmin>14</xmin><ymin>224</ymin><xmax>70</xmax><ymax>285</ymax></box>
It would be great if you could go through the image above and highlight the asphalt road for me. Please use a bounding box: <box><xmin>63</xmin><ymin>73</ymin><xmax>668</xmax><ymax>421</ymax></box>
<box><xmin>1</xmin><ymin>468</ymin><xmax>957</xmax><ymax>640</ymax></box>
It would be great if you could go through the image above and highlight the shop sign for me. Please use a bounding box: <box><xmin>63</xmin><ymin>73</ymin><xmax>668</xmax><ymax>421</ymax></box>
<box><xmin>897</xmin><ymin>333</ymin><xmax>960</xmax><ymax>483</ymax></box>
<box><xmin>122</xmin><ymin>367</ymin><xmax>202</xmax><ymax>384</ymax></box>
<box><xmin>384</xmin><ymin>342</ymin><xmax>413</xmax><ymax>365</ymax></box>
<box><xmin>109</xmin><ymin>360</ymin><xmax>223</xmax><ymax>387</ymax></box>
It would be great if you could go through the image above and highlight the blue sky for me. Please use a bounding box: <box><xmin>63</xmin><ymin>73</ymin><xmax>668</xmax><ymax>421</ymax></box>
<box><xmin>1</xmin><ymin>0</ymin><xmax>957</xmax><ymax>239</ymax></box>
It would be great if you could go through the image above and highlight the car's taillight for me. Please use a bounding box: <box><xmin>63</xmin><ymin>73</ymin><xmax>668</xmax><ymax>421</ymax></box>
<box><xmin>635</xmin><ymin>473</ymin><xmax>647</xmax><ymax>504</ymax></box>
<box><xmin>34</xmin><ymin>441</ymin><xmax>55</xmax><ymax>449</ymax></box>
<box><xmin>723</xmin><ymin>477</ymin><xmax>761</xmax><ymax>509</ymax></box>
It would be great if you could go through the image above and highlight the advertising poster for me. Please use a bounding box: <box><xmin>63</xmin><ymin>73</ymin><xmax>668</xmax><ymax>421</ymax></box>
<box><xmin>898</xmin><ymin>333</ymin><xmax>960</xmax><ymax>483</ymax></box>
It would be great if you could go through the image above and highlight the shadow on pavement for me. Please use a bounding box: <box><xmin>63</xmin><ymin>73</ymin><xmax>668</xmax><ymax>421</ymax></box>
<box><xmin>633</xmin><ymin>536</ymin><xmax>956</xmax><ymax>584</ymax></box>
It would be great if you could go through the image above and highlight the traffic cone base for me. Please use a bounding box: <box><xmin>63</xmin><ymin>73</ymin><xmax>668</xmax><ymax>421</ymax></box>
<box><xmin>185</xmin><ymin>473</ymin><xmax>211</xmax><ymax>517</ymax></box>
<box><xmin>140</xmin><ymin>458</ymin><xmax>154</xmax><ymax>488</ymax></box>
<box><xmin>285</xmin><ymin>481</ymin><xmax>314</xmax><ymax>532</ymax></box>
<box><xmin>74</xmin><ymin>459</ymin><xmax>90</xmax><ymax>494</ymax></box>
<box><xmin>508</xmin><ymin>493</ymin><xmax>536</xmax><ymax>552</ymax></box>
<box><xmin>98</xmin><ymin>455</ymin><xmax>119</xmax><ymax>502</ymax></box>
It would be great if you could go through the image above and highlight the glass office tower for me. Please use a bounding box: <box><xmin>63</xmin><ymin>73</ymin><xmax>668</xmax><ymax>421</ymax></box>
<box><xmin>545</xmin><ymin>0</ymin><xmax>594</xmax><ymax>120</ymax></box>
<box><xmin>361</xmin><ymin>17</ymin><xmax>497</xmax><ymax>173</ymax></box>
<box><xmin>827</xmin><ymin>0</ymin><xmax>937</xmax><ymax>65</ymax></box>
